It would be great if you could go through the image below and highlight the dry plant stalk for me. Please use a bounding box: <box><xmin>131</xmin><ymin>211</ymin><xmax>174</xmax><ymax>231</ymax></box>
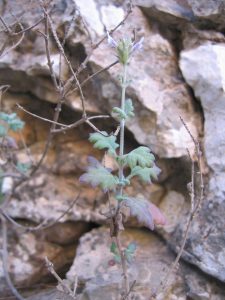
<box><xmin>151</xmin><ymin>117</ymin><xmax>204</xmax><ymax>299</ymax></box>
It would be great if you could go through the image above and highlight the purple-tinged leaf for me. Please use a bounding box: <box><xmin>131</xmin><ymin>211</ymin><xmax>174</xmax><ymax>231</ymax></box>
<box><xmin>121</xmin><ymin>197</ymin><xmax>166</xmax><ymax>230</ymax></box>
<box><xmin>107</xmin><ymin>31</ymin><xmax>118</xmax><ymax>48</ymax></box>
<box><xmin>79</xmin><ymin>156</ymin><xmax>119</xmax><ymax>192</ymax></box>
<box><xmin>131</xmin><ymin>37</ymin><xmax>144</xmax><ymax>52</ymax></box>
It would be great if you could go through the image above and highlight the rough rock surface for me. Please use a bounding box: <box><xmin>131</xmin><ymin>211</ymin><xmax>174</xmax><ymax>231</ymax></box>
<box><xmin>66</xmin><ymin>226</ymin><xmax>225</xmax><ymax>300</ymax></box>
<box><xmin>0</xmin><ymin>227</ymin><xmax>76</xmax><ymax>293</ymax></box>
<box><xmin>0</xmin><ymin>1</ymin><xmax>200</xmax><ymax>159</ymax></box>
<box><xmin>174</xmin><ymin>43</ymin><xmax>225</xmax><ymax>281</ymax></box>
<box><xmin>135</xmin><ymin>0</ymin><xmax>225</xmax><ymax>29</ymax></box>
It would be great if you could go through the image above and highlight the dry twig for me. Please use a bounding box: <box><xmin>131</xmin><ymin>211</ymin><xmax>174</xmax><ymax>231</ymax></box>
<box><xmin>152</xmin><ymin>117</ymin><xmax>204</xmax><ymax>299</ymax></box>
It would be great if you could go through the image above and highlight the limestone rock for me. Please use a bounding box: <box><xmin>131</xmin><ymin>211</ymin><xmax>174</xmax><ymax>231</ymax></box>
<box><xmin>0</xmin><ymin>228</ymin><xmax>75</xmax><ymax>295</ymax></box>
<box><xmin>135</xmin><ymin>0</ymin><xmax>225</xmax><ymax>29</ymax></box>
<box><xmin>0</xmin><ymin>0</ymin><xmax>98</xmax><ymax>113</ymax></box>
<box><xmin>168</xmin><ymin>43</ymin><xmax>225</xmax><ymax>282</ymax></box>
<box><xmin>66</xmin><ymin>226</ymin><xmax>225</xmax><ymax>300</ymax></box>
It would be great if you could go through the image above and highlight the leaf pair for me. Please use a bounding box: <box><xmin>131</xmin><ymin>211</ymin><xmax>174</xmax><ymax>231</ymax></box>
<box><xmin>112</xmin><ymin>99</ymin><xmax>134</xmax><ymax>121</ymax></box>
<box><xmin>79</xmin><ymin>157</ymin><xmax>119</xmax><ymax>192</ymax></box>
<box><xmin>110</xmin><ymin>241</ymin><xmax>137</xmax><ymax>264</ymax></box>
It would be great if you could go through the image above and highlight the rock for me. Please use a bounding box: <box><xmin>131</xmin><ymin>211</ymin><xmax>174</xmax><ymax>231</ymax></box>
<box><xmin>166</xmin><ymin>43</ymin><xmax>225</xmax><ymax>282</ymax></box>
<box><xmin>66</xmin><ymin>226</ymin><xmax>225</xmax><ymax>299</ymax></box>
<box><xmin>0</xmin><ymin>1</ymin><xmax>200</xmax><ymax>159</ymax></box>
<box><xmin>41</xmin><ymin>221</ymin><xmax>91</xmax><ymax>246</ymax></box>
<box><xmin>66</xmin><ymin>227</ymin><xmax>184</xmax><ymax>299</ymax></box>
<box><xmin>88</xmin><ymin>6</ymin><xmax>199</xmax><ymax>158</ymax></box>
<box><xmin>159</xmin><ymin>190</ymin><xmax>187</xmax><ymax>234</ymax></box>
<box><xmin>26</xmin><ymin>289</ymin><xmax>73</xmax><ymax>300</ymax></box>
<box><xmin>182</xmin><ymin>25</ymin><xmax>225</xmax><ymax>50</ymax></box>
<box><xmin>0</xmin><ymin>227</ymin><xmax>75</xmax><ymax>294</ymax></box>
<box><xmin>0</xmin><ymin>0</ymin><xmax>98</xmax><ymax>114</ymax></box>
<box><xmin>135</xmin><ymin>0</ymin><xmax>194</xmax><ymax>26</ymax></box>
<box><xmin>135</xmin><ymin>0</ymin><xmax>225</xmax><ymax>29</ymax></box>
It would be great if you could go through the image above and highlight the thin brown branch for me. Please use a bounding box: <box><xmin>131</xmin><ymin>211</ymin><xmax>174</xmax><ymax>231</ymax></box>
<box><xmin>121</xmin><ymin>280</ymin><xmax>136</xmax><ymax>300</ymax></box>
<box><xmin>152</xmin><ymin>117</ymin><xmax>204</xmax><ymax>299</ymax></box>
<box><xmin>17</xmin><ymin>104</ymin><xmax>67</xmax><ymax>127</ymax></box>
<box><xmin>65</xmin><ymin>60</ymin><xmax>119</xmax><ymax>98</ymax></box>
<box><xmin>115</xmin><ymin>235</ymin><xmax>130</xmax><ymax>300</ymax></box>
<box><xmin>1</xmin><ymin>215</ymin><xmax>25</xmax><ymax>300</ymax></box>
<box><xmin>0</xmin><ymin>31</ymin><xmax>25</xmax><ymax>58</ymax></box>
<box><xmin>12</xmin><ymin>17</ymin><xmax>45</xmax><ymax>35</ymax></box>
<box><xmin>0</xmin><ymin>16</ymin><xmax>12</xmax><ymax>33</ymax></box>
<box><xmin>42</xmin><ymin>8</ymin><xmax>86</xmax><ymax>117</ymax></box>
<box><xmin>52</xmin><ymin>115</ymin><xmax>110</xmax><ymax>134</ymax></box>
<box><xmin>45</xmin><ymin>257</ymin><xmax>77</xmax><ymax>299</ymax></box>
<box><xmin>0</xmin><ymin>192</ymin><xmax>80</xmax><ymax>232</ymax></box>
<box><xmin>43</xmin><ymin>14</ymin><xmax>59</xmax><ymax>90</ymax></box>
<box><xmin>63</xmin><ymin>4</ymin><xmax>133</xmax><ymax>95</ymax></box>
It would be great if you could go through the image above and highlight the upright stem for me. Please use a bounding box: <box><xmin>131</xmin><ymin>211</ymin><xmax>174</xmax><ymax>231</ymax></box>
<box><xmin>117</xmin><ymin>63</ymin><xmax>130</xmax><ymax>298</ymax></box>
<box><xmin>119</xmin><ymin>63</ymin><xmax>127</xmax><ymax>195</ymax></box>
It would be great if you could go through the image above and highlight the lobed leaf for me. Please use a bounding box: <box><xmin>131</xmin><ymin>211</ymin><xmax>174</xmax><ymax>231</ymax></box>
<box><xmin>79</xmin><ymin>157</ymin><xmax>119</xmax><ymax>192</ymax></box>
<box><xmin>112</xmin><ymin>99</ymin><xmax>134</xmax><ymax>121</ymax></box>
<box><xmin>112</xmin><ymin>107</ymin><xmax>127</xmax><ymax>120</ymax></box>
<box><xmin>0</xmin><ymin>112</ymin><xmax>24</xmax><ymax>132</ymax></box>
<box><xmin>124</xmin><ymin>99</ymin><xmax>134</xmax><ymax>118</ymax></box>
<box><xmin>128</xmin><ymin>165</ymin><xmax>161</xmax><ymax>183</ymax></box>
<box><xmin>89</xmin><ymin>132</ymin><xmax>119</xmax><ymax>155</ymax></box>
<box><xmin>0</xmin><ymin>124</ymin><xmax>7</xmax><ymax>137</ymax></box>
<box><xmin>16</xmin><ymin>162</ymin><xmax>31</xmax><ymax>174</ymax></box>
<box><xmin>118</xmin><ymin>146</ymin><xmax>155</xmax><ymax>169</ymax></box>
<box><xmin>121</xmin><ymin>197</ymin><xmax>166</xmax><ymax>230</ymax></box>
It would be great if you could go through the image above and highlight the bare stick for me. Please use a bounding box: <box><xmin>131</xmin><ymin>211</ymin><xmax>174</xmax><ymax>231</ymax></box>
<box><xmin>0</xmin><ymin>193</ymin><xmax>80</xmax><ymax>232</ymax></box>
<box><xmin>17</xmin><ymin>104</ymin><xmax>67</xmax><ymax>127</ymax></box>
<box><xmin>1</xmin><ymin>215</ymin><xmax>25</xmax><ymax>300</ymax></box>
<box><xmin>115</xmin><ymin>235</ymin><xmax>130</xmax><ymax>300</ymax></box>
<box><xmin>45</xmin><ymin>257</ymin><xmax>77</xmax><ymax>299</ymax></box>
<box><xmin>65</xmin><ymin>60</ymin><xmax>119</xmax><ymax>98</ymax></box>
<box><xmin>122</xmin><ymin>280</ymin><xmax>136</xmax><ymax>300</ymax></box>
<box><xmin>52</xmin><ymin>115</ymin><xmax>110</xmax><ymax>134</ymax></box>
<box><xmin>63</xmin><ymin>4</ymin><xmax>133</xmax><ymax>95</ymax></box>
<box><xmin>152</xmin><ymin>117</ymin><xmax>204</xmax><ymax>298</ymax></box>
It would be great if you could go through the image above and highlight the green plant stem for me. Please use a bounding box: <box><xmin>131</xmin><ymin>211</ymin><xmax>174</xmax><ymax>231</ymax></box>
<box><xmin>117</xmin><ymin>63</ymin><xmax>130</xmax><ymax>299</ymax></box>
<box><xmin>118</xmin><ymin>63</ymin><xmax>127</xmax><ymax>194</ymax></box>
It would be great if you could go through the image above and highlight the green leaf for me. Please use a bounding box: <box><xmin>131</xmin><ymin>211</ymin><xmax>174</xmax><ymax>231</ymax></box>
<box><xmin>118</xmin><ymin>146</ymin><xmax>155</xmax><ymax>169</ymax></box>
<box><xmin>16</xmin><ymin>162</ymin><xmax>31</xmax><ymax>174</ymax></box>
<box><xmin>124</xmin><ymin>243</ymin><xmax>137</xmax><ymax>263</ymax></box>
<box><xmin>0</xmin><ymin>112</ymin><xmax>24</xmax><ymax>132</ymax></box>
<box><xmin>127</xmin><ymin>165</ymin><xmax>161</xmax><ymax>183</ymax></box>
<box><xmin>89</xmin><ymin>132</ymin><xmax>119</xmax><ymax>155</ymax></box>
<box><xmin>112</xmin><ymin>107</ymin><xmax>127</xmax><ymax>120</ymax></box>
<box><xmin>112</xmin><ymin>99</ymin><xmax>134</xmax><ymax>121</ymax></box>
<box><xmin>0</xmin><ymin>124</ymin><xmax>8</xmax><ymax>137</ymax></box>
<box><xmin>79</xmin><ymin>157</ymin><xmax>119</xmax><ymax>192</ymax></box>
<box><xmin>110</xmin><ymin>242</ymin><xmax>117</xmax><ymax>254</ymax></box>
<box><xmin>126</xmin><ymin>242</ymin><xmax>137</xmax><ymax>254</ymax></box>
<box><xmin>124</xmin><ymin>99</ymin><xmax>134</xmax><ymax>118</ymax></box>
<box><xmin>114</xmin><ymin>254</ymin><xmax>121</xmax><ymax>263</ymax></box>
<box><xmin>125</xmin><ymin>253</ymin><xmax>133</xmax><ymax>263</ymax></box>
